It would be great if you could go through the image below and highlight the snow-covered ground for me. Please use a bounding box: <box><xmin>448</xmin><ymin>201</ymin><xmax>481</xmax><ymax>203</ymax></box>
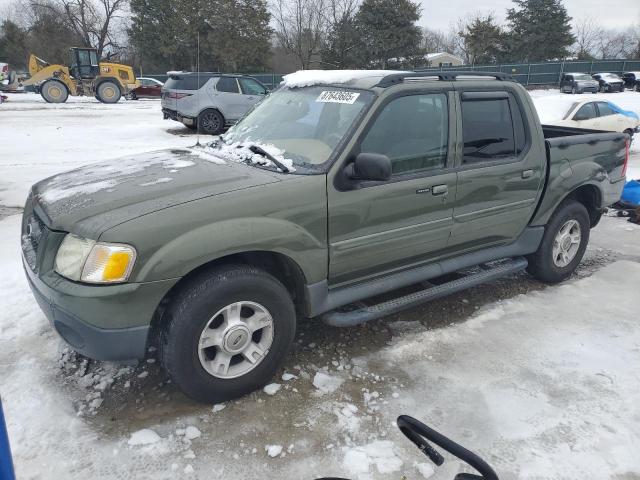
<box><xmin>0</xmin><ymin>91</ymin><xmax>639</xmax><ymax>479</ymax></box>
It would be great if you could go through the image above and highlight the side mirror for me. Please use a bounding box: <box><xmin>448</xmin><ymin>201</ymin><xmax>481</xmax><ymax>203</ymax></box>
<box><xmin>345</xmin><ymin>153</ymin><xmax>392</xmax><ymax>181</ymax></box>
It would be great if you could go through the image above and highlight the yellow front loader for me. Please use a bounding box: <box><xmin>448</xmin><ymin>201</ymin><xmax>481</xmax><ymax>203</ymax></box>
<box><xmin>22</xmin><ymin>47</ymin><xmax>139</xmax><ymax>103</ymax></box>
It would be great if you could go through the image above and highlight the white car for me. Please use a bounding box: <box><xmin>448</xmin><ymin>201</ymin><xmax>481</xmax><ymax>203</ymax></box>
<box><xmin>543</xmin><ymin>99</ymin><xmax>639</xmax><ymax>139</ymax></box>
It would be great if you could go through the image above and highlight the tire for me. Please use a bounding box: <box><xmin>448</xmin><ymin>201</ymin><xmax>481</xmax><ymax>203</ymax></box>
<box><xmin>197</xmin><ymin>109</ymin><xmax>224</xmax><ymax>135</ymax></box>
<box><xmin>40</xmin><ymin>79</ymin><xmax>68</xmax><ymax>103</ymax></box>
<box><xmin>159</xmin><ymin>264</ymin><xmax>296</xmax><ymax>403</ymax></box>
<box><xmin>625</xmin><ymin>129</ymin><xmax>635</xmax><ymax>143</ymax></box>
<box><xmin>125</xmin><ymin>91</ymin><xmax>137</xmax><ymax>100</ymax></box>
<box><xmin>96</xmin><ymin>81</ymin><xmax>121</xmax><ymax>103</ymax></box>
<box><xmin>571</xmin><ymin>86</ymin><xmax>576</xmax><ymax>94</ymax></box>
<box><xmin>526</xmin><ymin>200</ymin><xmax>590</xmax><ymax>284</ymax></box>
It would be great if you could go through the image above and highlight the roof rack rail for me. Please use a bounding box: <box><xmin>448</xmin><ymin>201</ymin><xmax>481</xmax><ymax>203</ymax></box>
<box><xmin>376</xmin><ymin>71</ymin><xmax>515</xmax><ymax>88</ymax></box>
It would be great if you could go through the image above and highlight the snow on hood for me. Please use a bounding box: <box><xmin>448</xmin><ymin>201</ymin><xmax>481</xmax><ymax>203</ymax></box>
<box><xmin>36</xmin><ymin>152</ymin><xmax>195</xmax><ymax>204</ymax></box>
<box><xmin>532</xmin><ymin>95</ymin><xmax>579</xmax><ymax>123</ymax></box>
<box><xmin>281</xmin><ymin>69</ymin><xmax>407</xmax><ymax>89</ymax></box>
<box><xmin>195</xmin><ymin>140</ymin><xmax>295</xmax><ymax>172</ymax></box>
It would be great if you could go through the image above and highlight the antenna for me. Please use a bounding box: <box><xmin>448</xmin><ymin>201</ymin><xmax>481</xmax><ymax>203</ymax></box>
<box><xmin>194</xmin><ymin>31</ymin><xmax>201</xmax><ymax>147</ymax></box>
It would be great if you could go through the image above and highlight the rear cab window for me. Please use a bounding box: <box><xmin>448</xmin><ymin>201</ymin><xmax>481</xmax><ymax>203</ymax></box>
<box><xmin>460</xmin><ymin>92</ymin><xmax>526</xmax><ymax>164</ymax></box>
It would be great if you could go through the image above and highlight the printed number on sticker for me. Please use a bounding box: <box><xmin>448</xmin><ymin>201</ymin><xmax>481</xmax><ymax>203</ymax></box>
<box><xmin>316</xmin><ymin>91</ymin><xmax>360</xmax><ymax>104</ymax></box>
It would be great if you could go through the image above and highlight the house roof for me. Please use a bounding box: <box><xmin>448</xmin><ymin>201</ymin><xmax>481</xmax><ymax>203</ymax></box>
<box><xmin>426</xmin><ymin>52</ymin><xmax>463</xmax><ymax>62</ymax></box>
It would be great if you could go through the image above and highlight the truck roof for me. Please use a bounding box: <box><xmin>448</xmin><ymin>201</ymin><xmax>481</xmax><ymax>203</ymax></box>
<box><xmin>281</xmin><ymin>69</ymin><xmax>515</xmax><ymax>90</ymax></box>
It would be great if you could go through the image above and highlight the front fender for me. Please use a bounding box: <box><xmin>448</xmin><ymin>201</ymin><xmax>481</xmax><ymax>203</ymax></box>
<box><xmin>136</xmin><ymin>216</ymin><xmax>326</xmax><ymax>283</ymax></box>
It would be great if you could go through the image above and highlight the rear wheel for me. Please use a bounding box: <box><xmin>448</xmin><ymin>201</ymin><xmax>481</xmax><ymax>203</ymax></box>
<box><xmin>160</xmin><ymin>265</ymin><xmax>296</xmax><ymax>403</ymax></box>
<box><xmin>198</xmin><ymin>109</ymin><xmax>224</xmax><ymax>135</ymax></box>
<box><xmin>526</xmin><ymin>200</ymin><xmax>590</xmax><ymax>284</ymax></box>
<box><xmin>40</xmin><ymin>79</ymin><xmax>68</xmax><ymax>103</ymax></box>
<box><xmin>96</xmin><ymin>81</ymin><xmax>121</xmax><ymax>103</ymax></box>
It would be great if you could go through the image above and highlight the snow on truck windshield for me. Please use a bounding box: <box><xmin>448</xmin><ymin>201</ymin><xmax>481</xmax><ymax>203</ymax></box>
<box><xmin>220</xmin><ymin>86</ymin><xmax>374</xmax><ymax>169</ymax></box>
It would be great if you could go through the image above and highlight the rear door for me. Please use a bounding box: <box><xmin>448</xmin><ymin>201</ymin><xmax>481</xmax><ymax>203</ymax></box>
<box><xmin>327</xmin><ymin>90</ymin><xmax>457</xmax><ymax>285</ymax></box>
<box><xmin>449</xmin><ymin>88</ymin><xmax>545</xmax><ymax>250</ymax></box>
<box><xmin>596</xmin><ymin>101</ymin><xmax>626</xmax><ymax>132</ymax></box>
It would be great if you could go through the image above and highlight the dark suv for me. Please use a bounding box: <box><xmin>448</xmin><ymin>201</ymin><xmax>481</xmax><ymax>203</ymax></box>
<box><xmin>559</xmin><ymin>73</ymin><xmax>599</xmax><ymax>94</ymax></box>
<box><xmin>622</xmin><ymin>72</ymin><xmax>640</xmax><ymax>91</ymax></box>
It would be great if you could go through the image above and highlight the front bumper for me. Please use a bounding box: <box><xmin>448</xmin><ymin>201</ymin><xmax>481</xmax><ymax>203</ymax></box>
<box><xmin>23</xmin><ymin>258</ymin><xmax>178</xmax><ymax>362</ymax></box>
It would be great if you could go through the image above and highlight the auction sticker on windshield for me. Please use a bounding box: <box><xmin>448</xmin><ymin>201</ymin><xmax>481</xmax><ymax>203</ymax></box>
<box><xmin>316</xmin><ymin>91</ymin><xmax>360</xmax><ymax>104</ymax></box>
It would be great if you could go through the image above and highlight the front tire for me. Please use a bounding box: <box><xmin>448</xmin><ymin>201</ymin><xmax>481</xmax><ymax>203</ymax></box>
<box><xmin>40</xmin><ymin>79</ymin><xmax>68</xmax><ymax>103</ymax></box>
<box><xmin>160</xmin><ymin>265</ymin><xmax>296</xmax><ymax>403</ymax></box>
<box><xmin>526</xmin><ymin>200</ymin><xmax>590</xmax><ymax>284</ymax></box>
<box><xmin>96</xmin><ymin>81</ymin><xmax>121</xmax><ymax>103</ymax></box>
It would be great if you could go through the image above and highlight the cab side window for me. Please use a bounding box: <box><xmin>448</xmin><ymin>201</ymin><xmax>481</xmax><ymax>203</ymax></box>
<box><xmin>360</xmin><ymin>94</ymin><xmax>449</xmax><ymax>176</ymax></box>
<box><xmin>216</xmin><ymin>77</ymin><xmax>240</xmax><ymax>93</ymax></box>
<box><xmin>573</xmin><ymin>103</ymin><xmax>597</xmax><ymax>120</ymax></box>
<box><xmin>461</xmin><ymin>96</ymin><xmax>524</xmax><ymax>164</ymax></box>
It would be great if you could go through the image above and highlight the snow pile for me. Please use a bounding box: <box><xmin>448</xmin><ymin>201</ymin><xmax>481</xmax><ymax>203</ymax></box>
<box><xmin>265</xmin><ymin>444</ymin><xmax>283</xmax><ymax>458</ymax></box>
<box><xmin>263</xmin><ymin>383</ymin><xmax>281</xmax><ymax>395</ymax></box>
<box><xmin>281</xmin><ymin>70</ymin><xmax>407</xmax><ymax>88</ymax></box>
<box><xmin>531</xmin><ymin>95</ymin><xmax>577</xmax><ymax>123</ymax></box>
<box><xmin>312</xmin><ymin>372</ymin><xmax>344</xmax><ymax>394</ymax></box>
<box><xmin>128</xmin><ymin>429</ymin><xmax>162</xmax><ymax>446</ymax></box>
<box><xmin>199</xmin><ymin>141</ymin><xmax>295</xmax><ymax>172</ymax></box>
<box><xmin>342</xmin><ymin>440</ymin><xmax>403</xmax><ymax>477</ymax></box>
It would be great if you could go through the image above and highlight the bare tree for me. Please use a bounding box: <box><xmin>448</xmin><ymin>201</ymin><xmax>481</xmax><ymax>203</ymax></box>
<box><xmin>572</xmin><ymin>17</ymin><xmax>599</xmax><ymax>59</ymax></box>
<box><xmin>422</xmin><ymin>27</ymin><xmax>457</xmax><ymax>55</ymax></box>
<box><xmin>30</xmin><ymin>0</ymin><xmax>127</xmax><ymax>57</ymax></box>
<box><xmin>272</xmin><ymin>0</ymin><xmax>327</xmax><ymax>69</ymax></box>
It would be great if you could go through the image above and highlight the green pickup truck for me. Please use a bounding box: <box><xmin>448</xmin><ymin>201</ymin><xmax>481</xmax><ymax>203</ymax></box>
<box><xmin>22</xmin><ymin>71</ymin><xmax>629</xmax><ymax>403</ymax></box>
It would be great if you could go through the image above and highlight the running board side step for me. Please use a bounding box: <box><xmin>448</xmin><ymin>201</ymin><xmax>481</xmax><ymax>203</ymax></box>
<box><xmin>321</xmin><ymin>257</ymin><xmax>528</xmax><ymax>327</ymax></box>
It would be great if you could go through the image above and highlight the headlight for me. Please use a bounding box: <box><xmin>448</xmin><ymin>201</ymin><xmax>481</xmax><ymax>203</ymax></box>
<box><xmin>54</xmin><ymin>234</ymin><xmax>137</xmax><ymax>284</ymax></box>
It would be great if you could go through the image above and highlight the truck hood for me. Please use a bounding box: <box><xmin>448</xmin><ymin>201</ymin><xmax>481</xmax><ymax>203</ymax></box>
<box><xmin>31</xmin><ymin>149</ymin><xmax>283</xmax><ymax>237</ymax></box>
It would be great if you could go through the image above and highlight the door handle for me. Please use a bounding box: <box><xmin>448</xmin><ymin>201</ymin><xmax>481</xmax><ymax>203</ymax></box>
<box><xmin>521</xmin><ymin>169</ymin><xmax>534</xmax><ymax>179</ymax></box>
<box><xmin>431</xmin><ymin>184</ymin><xmax>448</xmax><ymax>196</ymax></box>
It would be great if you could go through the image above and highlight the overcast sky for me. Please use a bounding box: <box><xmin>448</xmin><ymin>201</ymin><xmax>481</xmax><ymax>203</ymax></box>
<box><xmin>414</xmin><ymin>0</ymin><xmax>639</xmax><ymax>30</ymax></box>
<box><xmin>0</xmin><ymin>0</ymin><xmax>638</xmax><ymax>31</ymax></box>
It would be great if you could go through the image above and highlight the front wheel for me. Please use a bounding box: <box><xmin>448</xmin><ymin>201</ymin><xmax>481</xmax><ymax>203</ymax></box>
<box><xmin>526</xmin><ymin>200</ymin><xmax>590</xmax><ymax>284</ymax></box>
<box><xmin>40</xmin><ymin>79</ymin><xmax>68</xmax><ymax>103</ymax></box>
<box><xmin>160</xmin><ymin>265</ymin><xmax>296</xmax><ymax>403</ymax></box>
<box><xmin>96</xmin><ymin>81</ymin><xmax>121</xmax><ymax>103</ymax></box>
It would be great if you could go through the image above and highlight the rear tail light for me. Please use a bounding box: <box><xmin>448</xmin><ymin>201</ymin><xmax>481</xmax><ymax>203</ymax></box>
<box><xmin>622</xmin><ymin>137</ymin><xmax>629</xmax><ymax>178</ymax></box>
<box><xmin>167</xmin><ymin>92</ymin><xmax>192</xmax><ymax>100</ymax></box>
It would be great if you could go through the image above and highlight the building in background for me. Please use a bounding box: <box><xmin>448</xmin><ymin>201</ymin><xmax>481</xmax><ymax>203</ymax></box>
<box><xmin>426</xmin><ymin>52</ymin><xmax>464</xmax><ymax>67</ymax></box>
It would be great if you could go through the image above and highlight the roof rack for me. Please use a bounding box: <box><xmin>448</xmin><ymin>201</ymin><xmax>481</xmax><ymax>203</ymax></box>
<box><xmin>376</xmin><ymin>71</ymin><xmax>515</xmax><ymax>88</ymax></box>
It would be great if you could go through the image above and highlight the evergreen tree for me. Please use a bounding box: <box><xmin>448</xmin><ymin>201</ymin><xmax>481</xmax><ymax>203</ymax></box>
<box><xmin>506</xmin><ymin>0</ymin><xmax>575</xmax><ymax>62</ymax></box>
<box><xmin>0</xmin><ymin>21</ymin><xmax>29</xmax><ymax>69</ymax></box>
<box><xmin>355</xmin><ymin>0</ymin><xmax>423</xmax><ymax>68</ymax></box>
<box><xmin>321</xmin><ymin>13</ymin><xmax>361</xmax><ymax>68</ymax></box>
<box><xmin>459</xmin><ymin>14</ymin><xmax>505</xmax><ymax>65</ymax></box>
<box><xmin>129</xmin><ymin>0</ymin><xmax>272</xmax><ymax>73</ymax></box>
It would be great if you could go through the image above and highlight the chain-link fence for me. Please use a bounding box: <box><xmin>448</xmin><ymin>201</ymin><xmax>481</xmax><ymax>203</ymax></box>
<box><xmin>414</xmin><ymin>59</ymin><xmax>640</xmax><ymax>86</ymax></box>
<box><xmin>145</xmin><ymin>60</ymin><xmax>640</xmax><ymax>89</ymax></box>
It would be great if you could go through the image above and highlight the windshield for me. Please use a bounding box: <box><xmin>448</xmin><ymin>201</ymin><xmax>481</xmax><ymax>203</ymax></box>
<box><xmin>220</xmin><ymin>86</ymin><xmax>374</xmax><ymax>172</ymax></box>
<box><xmin>573</xmin><ymin>74</ymin><xmax>591</xmax><ymax>81</ymax></box>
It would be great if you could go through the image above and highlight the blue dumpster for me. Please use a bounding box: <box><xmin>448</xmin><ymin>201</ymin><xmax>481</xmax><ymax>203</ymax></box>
<box><xmin>0</xmin><ymin>397</ymin><xmax>15</xmax><ymax>480</ymax></box>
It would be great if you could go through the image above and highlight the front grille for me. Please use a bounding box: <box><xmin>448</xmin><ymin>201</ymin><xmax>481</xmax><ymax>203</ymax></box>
<box><xmin>22</xmin><ymin>212</ymin><xmax>48</xmax><ymax>273</ymax></box>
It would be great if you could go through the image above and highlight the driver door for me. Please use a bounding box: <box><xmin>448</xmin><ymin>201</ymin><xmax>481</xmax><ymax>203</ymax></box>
<box><xmin>327</xmin><ymin>91</ymin><xmax>457</xmax><ymax>285</ymax></box>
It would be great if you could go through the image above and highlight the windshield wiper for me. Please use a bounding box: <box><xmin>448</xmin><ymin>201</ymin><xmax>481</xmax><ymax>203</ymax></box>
<box><xmin>247</xmin><ymin>144</ymin><xmax>290</xmax><ymax>173</ymax></box>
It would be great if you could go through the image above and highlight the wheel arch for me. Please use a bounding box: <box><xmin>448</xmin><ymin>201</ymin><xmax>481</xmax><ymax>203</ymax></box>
<box><xmin>554</xmin><ymin>184</ymin><xmax>603</xmax><ymax>227</ymax></box>
<box><xmin>148</xmin><ymin>250</ymin><xmax>309</xmax><ymax>346</ymax></box>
